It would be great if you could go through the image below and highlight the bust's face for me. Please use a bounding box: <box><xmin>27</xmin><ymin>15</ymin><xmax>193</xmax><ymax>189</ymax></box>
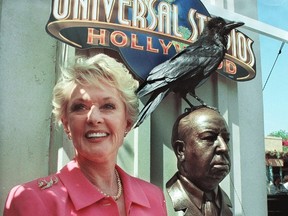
<box><xmin>179</xmin><ymin>108</ymin><xmax>230</xmax><ymax>191</ymax></box>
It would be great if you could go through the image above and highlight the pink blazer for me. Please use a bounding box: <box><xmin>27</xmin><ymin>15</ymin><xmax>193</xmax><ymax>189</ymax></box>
<box><xmin>4</xmin><ymin>160</ymin><xmax>167</xmax><ymax>216</ymax></box>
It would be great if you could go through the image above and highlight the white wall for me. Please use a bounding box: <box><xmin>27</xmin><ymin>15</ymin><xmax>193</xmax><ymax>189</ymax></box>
<box><xmin>234</xmin><ymin>1</ymin><xmax>267</xmax><ymax>216</ymax></box>
<box><xmin>0</xmin><ymin>0</ymin><xmax>57</xmax><ymax>210</ymax></box>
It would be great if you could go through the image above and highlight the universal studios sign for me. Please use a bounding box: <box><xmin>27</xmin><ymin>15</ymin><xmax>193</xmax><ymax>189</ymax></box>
<box><xmin>46</xmin><ymin>0</ymin><xmax>256</xmax><ymax>81</ymax></box>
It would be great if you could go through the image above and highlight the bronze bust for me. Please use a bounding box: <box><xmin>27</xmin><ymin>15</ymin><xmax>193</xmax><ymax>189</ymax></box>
<box><xmin>166</xmin><ymin>106</ymin><xmax>232</xmax><ymax>216</ymax></box>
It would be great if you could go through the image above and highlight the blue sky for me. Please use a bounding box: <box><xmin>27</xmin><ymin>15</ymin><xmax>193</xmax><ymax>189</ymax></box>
<box><xmin>258</xmin><ymin>0</ymin><xmax>288</xmax><ymax>135</ymax></box>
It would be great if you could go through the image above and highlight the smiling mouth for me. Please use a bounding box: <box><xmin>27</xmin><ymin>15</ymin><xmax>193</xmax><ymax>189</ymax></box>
<box><xmin>85</xmin><ymin>132</ymin><xmax>109</xmax><ymax>139</ymax></box>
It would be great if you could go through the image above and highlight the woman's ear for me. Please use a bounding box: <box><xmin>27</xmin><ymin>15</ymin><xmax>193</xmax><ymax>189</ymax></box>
<box><xmin>61</xmin><ymin>117</ymin><xmax>68</xmax><ymax>131</ymax></box>
<box><xmin>175</xmin><ymin>140</ymin><xmax>186</xmax><ymax>162</ymax></box>
<box><xmin>61</xmin><ymin>117</ymin><xmax>71</xmax><ymax>140</ymax></box>
<box><xmin>125</xmin><ymin>120</ymin><xmax>133</xmax><ymax>135</ymax></box>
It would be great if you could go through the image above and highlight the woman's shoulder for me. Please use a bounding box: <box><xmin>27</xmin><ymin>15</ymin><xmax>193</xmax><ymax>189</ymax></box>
<box><xmin>4</xmin><ymin>173</ymin><xmax>65</xmax><ymax>216</ymax></box>
<box><xmin>12</xmin><ymin>172</ymin><xmax>60</xmax><ymax>191</ymax></box>
<box><xmin>7</xmin><ymin>161</ymin><xmax>75</xmax><ymax>197</ymax></box>
<box><xmin>123</xmin><ymin>172</ymin><xmax>163</xmax><ymax>196</ymax></box>
<box><xmin>131</xmin><ymin>176</ymin><xmax>160</xmax><ymax>189</ymax></box>
<box><xmin>117</xmin><ymin>166</ymin><xmax>161</xmax><ymax>190</ymax></box>
<box><xmin>6</xmin><ymin>173</ymin><xmax>64</xmax><ymax>203</ymax></box>
<box><xmin>117</xmin><ymin>167</ymin><xmax>167</xmax><ymax>214</ymax></box>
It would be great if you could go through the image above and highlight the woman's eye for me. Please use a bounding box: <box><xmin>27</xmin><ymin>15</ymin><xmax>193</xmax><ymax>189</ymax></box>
<box><xmin>70</xmin><ymin>103</ymin><xmax>88</xmax><ymax>112</ymax></box>
<box><xmin>102</xmin><ymin>103</ymin><xmax>116</xmax><ymax>110</ymax></box>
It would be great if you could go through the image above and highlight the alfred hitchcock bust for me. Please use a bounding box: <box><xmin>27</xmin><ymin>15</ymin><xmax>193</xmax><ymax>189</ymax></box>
<box><xmin>166</xmin><ymin>106</ymin><xmax>232</xmax><ymax>216</ymax></box>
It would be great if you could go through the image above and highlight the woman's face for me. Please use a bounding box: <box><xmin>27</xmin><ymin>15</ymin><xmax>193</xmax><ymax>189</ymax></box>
<box><xmin>62</xmin><ymin>81</ymin><xmax>131</xmax><ymax>163</ymax></box>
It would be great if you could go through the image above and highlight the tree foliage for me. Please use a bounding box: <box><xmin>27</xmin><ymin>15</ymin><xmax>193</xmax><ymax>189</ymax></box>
<box><xmin>269</xmin><ymin>130</ymin><xmax>288</xmax><ymax>141</ymax></box>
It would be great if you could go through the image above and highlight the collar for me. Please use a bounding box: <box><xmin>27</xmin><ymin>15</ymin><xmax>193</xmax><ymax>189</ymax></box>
<box><xmin>178</xmin><ymin>173</ymin><xmax>204</xmax><ymax>210</ymax></box>
<box><xmin>58</xmin><ymin>160</ymin><xmax>104</xmax><ymax>210</ymax></box>
<box><xmin>167</xmin><ymin>173</ymin><xmax>221</xmax><ymax>212</ymax></box>
<box><xmin>179</xmin><ymin>174</ymin><xmax>221</xmax><ymax>209</ymax></box>
<box><xmin>58</xmin><ymin>160</ymin><xmax>150</xmax><ymax>211</ymax></box>
<box><xmin>116</xmin><ymin>166</ymin><xmax>151</xmax><ymax>209</ymax></box>
<box><xmin>166</xmin><ymin>173</ymin><xmax>193</xmax><ymax>212</ymax></box>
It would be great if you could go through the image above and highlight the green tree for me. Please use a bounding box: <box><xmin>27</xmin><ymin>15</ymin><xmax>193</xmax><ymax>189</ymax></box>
<box><xmin>269</xmin><ymin>129</ymin><xmax>288</xmax><ymax>141</ymax></box>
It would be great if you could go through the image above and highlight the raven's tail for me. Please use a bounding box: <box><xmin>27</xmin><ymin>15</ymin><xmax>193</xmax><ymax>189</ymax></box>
<box><xmin>134</xmin><ymin>88</ymin><xmax>170</xmax><ymax>128</ymax></box>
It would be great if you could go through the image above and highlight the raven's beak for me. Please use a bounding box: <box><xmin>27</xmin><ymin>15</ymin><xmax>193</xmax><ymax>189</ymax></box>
<box><xmin>224</xmin><ymin>21</ymin><xmax>244</xmax><ymax>33</ymax></box>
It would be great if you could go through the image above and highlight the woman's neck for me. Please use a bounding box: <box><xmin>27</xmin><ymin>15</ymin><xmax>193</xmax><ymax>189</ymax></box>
<box><xmin>76</xmin><ymin>156</ymin><xmax>117</xmax><ymax>192</ymax></box>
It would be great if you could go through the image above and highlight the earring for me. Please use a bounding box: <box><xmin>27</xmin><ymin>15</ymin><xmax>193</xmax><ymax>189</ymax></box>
<box><xmin>124</xmin><ymin>131</ymin><xmax>128</xmax><ymax>137</ymax></box>
<box><xmin>65</xmin><ymin>129</ymin><xmax>72</xmax><ymax>140</ymax></box>
<box><xmin>67</xmin><ymin>134</ymin><xmax>72</xmax><ymax>140</ymax></box>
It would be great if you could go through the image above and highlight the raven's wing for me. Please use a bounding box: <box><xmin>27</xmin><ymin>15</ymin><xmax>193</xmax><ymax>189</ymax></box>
<box><xmin>137</xmin><ymin>41</ymin><xmax>223</xmax><ymax>97</ymax></box>
<box><xmin>137</xmin><ymin>45</ymin><xmax>199</xmax><ymax>97</ymax></box>
<box><xmin>134</xmin><ymin>88</ymin><xmax>170</xmax><ymax>128</ymax></box>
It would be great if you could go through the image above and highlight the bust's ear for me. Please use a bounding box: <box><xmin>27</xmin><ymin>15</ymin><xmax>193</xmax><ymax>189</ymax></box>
<box><xmin>174</xmin><ymin>140</ymin><xmax>186</xmax><ymax>162</ymax></box>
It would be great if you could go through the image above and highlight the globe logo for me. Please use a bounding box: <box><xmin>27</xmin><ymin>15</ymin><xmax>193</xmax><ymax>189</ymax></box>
<box><xmin>117</xmin><ymin>0</ymin><xmax>210</xmax><ymax>81</ymax></box>
<box><xmin>46</xmin><ymin>0</ymin><xmax>256</xmax><ymax>82</ymax></box>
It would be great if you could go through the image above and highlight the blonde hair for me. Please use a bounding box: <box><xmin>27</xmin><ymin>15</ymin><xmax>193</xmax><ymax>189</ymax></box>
<box><xmin>52</xmin><ymin>53</ymin><xmax>139</xmax><ymax>125</ymax></box>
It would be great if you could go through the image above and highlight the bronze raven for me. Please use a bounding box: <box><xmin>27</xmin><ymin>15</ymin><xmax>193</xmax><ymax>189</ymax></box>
<box><xmin>134</xmin><ymin>17</ymin><xmax>244</xmax><ymax>128</ymax></box>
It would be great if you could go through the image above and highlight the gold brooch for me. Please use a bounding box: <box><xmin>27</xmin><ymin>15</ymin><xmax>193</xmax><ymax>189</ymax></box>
<box><xmin>38</xmin><ymin>176</ymin><xmax>58</xmax><ymax>190</ymax></box>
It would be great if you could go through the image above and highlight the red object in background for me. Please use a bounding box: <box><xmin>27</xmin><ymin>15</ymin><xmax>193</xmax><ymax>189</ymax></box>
<box><xmin>282</xmin><ymin>140</ymin><xmax>288</xmax><ymax>146</ymax></box>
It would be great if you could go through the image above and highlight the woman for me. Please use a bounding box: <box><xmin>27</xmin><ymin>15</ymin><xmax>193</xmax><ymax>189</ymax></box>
<box><xmin>4</xmin><ymin>54</ymin><xmax>167</xmax><ymax>215</ymax></box>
